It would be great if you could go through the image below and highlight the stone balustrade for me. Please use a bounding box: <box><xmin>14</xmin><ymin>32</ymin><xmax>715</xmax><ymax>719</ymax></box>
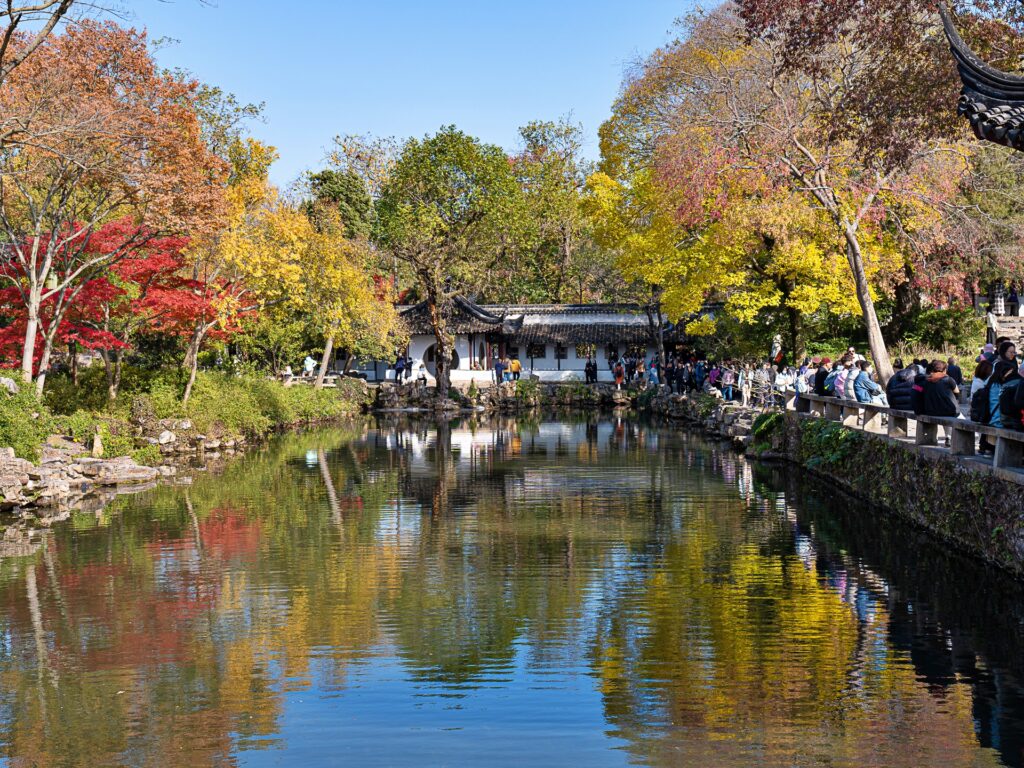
<box><xmin>797</xmin><ymin>392</ymin><xmax>1024</xmax><ymax>478</ymax></box>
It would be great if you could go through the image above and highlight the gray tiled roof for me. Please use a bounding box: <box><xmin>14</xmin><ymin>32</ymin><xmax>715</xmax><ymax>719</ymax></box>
<box><xmin>941</xmin><ymin>6</ymin><xmax>1024</xmax><ymax>151</ymax></box>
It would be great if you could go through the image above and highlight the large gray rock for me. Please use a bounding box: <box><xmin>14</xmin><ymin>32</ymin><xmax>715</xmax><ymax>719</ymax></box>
<box><xmin>93</xmin><ymin>464</ymin><xmax>159</xmax><ymax>486</ymax></box>
<box><xmin>157</xmin><ymin>430</ymin><xmax>176</xmax><ymax>445</ymax></box>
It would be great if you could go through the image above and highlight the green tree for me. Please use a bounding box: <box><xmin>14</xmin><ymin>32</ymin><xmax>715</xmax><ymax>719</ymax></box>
<box><xmin>374</xmin><ymin>126</ymin><xmax>520</xmax><ymax>393</ymax></box>
<box><xmin>492</xmin><ymin>119</ymin><xmax>602</xmax><ymax>303</ymax></box>
<box><xmin>305</xmin><ymin>169</ymin><xmax>374</xmax><ymax>240</ymax></box>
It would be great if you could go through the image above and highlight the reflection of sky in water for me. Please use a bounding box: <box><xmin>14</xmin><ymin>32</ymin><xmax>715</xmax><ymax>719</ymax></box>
<box><xmin>0</xmin><ymin>419</ymin><xmax>1020</xmax><ymax>767</ymax></box>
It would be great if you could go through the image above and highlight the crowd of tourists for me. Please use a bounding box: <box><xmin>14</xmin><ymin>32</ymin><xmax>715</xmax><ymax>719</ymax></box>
<box><xmin>598</xmin><ymin>353</ymin><xmax>800</xmax><ymax>406</ymax></box>
<box><xmin>798</xmin><ymin>337</ymin><xmax>1024</xmax><ymax>453</ymax></box>
<box><xmin>965</xmin><ymin>338</ymin><xmax>1024</xmax><ymax>451</ymax></box>
<box><xmin>387</xmin><ymin>339</ymin><xmax>1024</xmax><ymax>446</ymax></box>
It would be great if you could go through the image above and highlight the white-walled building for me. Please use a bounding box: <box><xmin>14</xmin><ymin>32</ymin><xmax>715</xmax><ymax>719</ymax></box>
<box><xmin>389</xmin><ymin>296</ymin><xmax>666</xmax><ymax>385</ymax></box>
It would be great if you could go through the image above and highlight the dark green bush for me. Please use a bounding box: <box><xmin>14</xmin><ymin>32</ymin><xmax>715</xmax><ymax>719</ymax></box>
<box><xmin>752</xmin><ymin>412</ymin><xmax>783</xmax><ymax>440</ymax></box>
<box><xmin>800</xmin><ymin>419</ymin><xmax>862</xmax><ymax>468</ymax></box>
<box><xmin>636</xmin><ymin>386</ymin><xmax>658</xmax><ymax>410</ymax></box>
<box><xmin>903</xmin><ymin>307</ymin><xmax>985</xmax><ymax>353</ymax></box>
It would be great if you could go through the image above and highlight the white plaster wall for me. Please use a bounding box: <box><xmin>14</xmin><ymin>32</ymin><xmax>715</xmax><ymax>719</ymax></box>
<box><xmin>408</xmin><ymin>335</ymin><xmax>433</xmax><ymax>374</ymax></box>
<box><xmin>405</xmin><ymin>335</ymin><xmax>659</xmax><ymax>387</ymax></box>
<box><xmin>453</xmin><ymin>336</ymin><xmax>471</xmax><ymax>370</ymax></box>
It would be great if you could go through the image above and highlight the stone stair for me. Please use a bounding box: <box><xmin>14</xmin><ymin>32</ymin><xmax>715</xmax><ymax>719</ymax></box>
<box><xmin>995</xmin><ymin>316</ymin><xmax>1024</xmax><ymax>346</ymax></box>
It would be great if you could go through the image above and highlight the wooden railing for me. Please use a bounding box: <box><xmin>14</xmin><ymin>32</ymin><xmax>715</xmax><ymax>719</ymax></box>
<box><xmin>787</xmin><ymin>392</ymin><xmax>1024</xmax><ymax>476</ymax></box>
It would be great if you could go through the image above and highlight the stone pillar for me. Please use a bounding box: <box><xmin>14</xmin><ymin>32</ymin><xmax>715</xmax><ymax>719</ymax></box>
<box><xmin>888</xmin><ymin>414</ymin><xmax>909</xmax><ymax>439</ymax></box>
<box><xmin>915</xmin><ymin>421</ymin><xmax>939</xmax><ymax>447</ymax></box>
<box><xmin>993</xmin><ymin>435</ymin><xmax>1023</xmax><ymax>469</ymax></box>
<box><xmin>949</xmin><ymin>426</ymin><xmax>976</xmax><ymax>456</ymax></box>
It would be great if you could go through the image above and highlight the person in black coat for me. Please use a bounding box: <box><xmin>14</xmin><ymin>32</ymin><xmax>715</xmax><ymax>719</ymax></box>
<box><xmin>885</xmin><ymin>359</ymin><xmax>917</xmax><ymax>412</ymax></box>
<box><xmin>946</xmin><ymin>356</ymin><xmax>964</xmax><ymax>387</ymax></box>
<box><xmin>813</xmin><ymin>358</ymin><xmax>832</xmax><ymax>396</ymax></box>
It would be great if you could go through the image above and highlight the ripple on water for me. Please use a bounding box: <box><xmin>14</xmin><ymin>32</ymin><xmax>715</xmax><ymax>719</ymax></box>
<box><xmin>0</xmin><ymin>419</ymin><xmax>1020</xmax><ymax>767</ymax></box>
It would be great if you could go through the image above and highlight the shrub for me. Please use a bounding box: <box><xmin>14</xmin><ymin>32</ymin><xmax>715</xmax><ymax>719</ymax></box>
<box><xmin>636</xmin><ymin>386</ymin><xmax>658</xmax><ymax>410</ymax></box>
<box><xmin>185</xmin><ymin>373</ymin><xmax>273</xmax><ymax>437</ymax></box>
<box><xmin>44</xmin><ymin>364</ymin><xmax>167</xmax><ymax>416</ymax></box>
<box><xmin>0</xmin><ymin>388</ymin><xmax>52</xmax><ymax>461</ymax></box>
<box><xmin>692</xmin><ymin>394</ymin><xmax>718</xmax><ymax>418</ymax></box>
<box><xmin>515</xmin><ymin>378</ymin><xmax>541</xmax><ymax>402</ymax></box>
<box><xmin>55</xmin><ymin>410</ymin><xmax>140</xmax><ymax>461</ymax></box>
<box><xmin>752</xmin><ymin>412</ymin><xmax>783</xmax><ymax>440</ymax></box>
<box><xmin>800</xmin><ymin>419</ymin><xmax>861</xmax><ymax>468</ymax></box>
<box><xmin>131</xmin><ymin>444</ymin><xmax>162</xmax><ymax>466</ymax></box>
<box><xmin>174</xmin><ymin>372</ymin><xmax>365</xmax><ymax>438</ymax></box>
<box><xmin>903</xmin><ymin>307</ymin><xmax>984</xmax><ymax>354</ymax></box>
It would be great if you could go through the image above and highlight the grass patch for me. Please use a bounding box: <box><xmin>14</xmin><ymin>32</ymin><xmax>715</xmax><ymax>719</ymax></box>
<box><xmin>0</xmin><ymin>389</ymin><xmax>52</xmax><ymax>461</ymax></box>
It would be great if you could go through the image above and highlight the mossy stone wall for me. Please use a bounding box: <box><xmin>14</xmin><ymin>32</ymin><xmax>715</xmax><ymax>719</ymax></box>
<box><xmin>777</xmin><ymin>413</ymin><xmax>1024</xmax><ymax>575</ymax></box>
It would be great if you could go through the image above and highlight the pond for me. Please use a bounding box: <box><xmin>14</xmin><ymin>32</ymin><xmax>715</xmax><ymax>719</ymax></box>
<box><xmin>0</xmin><ymin>417</ymin><xmax>1023</xmax><ymax>767</ymax></box>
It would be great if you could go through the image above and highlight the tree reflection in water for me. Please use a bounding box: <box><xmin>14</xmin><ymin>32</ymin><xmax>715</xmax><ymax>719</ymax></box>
<box><xmin>0</xmin><ymin>416</ymin><xmax>1019</xmax><ymax>767</ymax></box>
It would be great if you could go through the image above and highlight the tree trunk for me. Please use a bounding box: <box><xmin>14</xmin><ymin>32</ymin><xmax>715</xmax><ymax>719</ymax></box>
<box><xmin>34</xmin><ymin>332</ymin><xmax>56</xmax><ymax>397</ymax></box>
<box><xmin>101</xmin><ymin>349</ymin><xmax>116</xmax><ymax>402</ymax></box>
<box><xmin>428</xmin><ymin>297</ymin><xmax>452</xmax><ymax>396</ymax></box>
<box><xmin>844</xmin><ymin>226</ymin><xmax>894</xmax><ymax>383</ymax></box>
<box><xmin>315</xmin><ymin>334</ymin><xmax>335</xmax><ymax>390</ymax></box>
<box><xmin>646</xmin><ymin>287</ymin><xmax>667</xmax><ymax>385</ymax></box>
<box><xmin>890</xmin><ymin>261</ymin><xmax>919</xmax><ymax>340</ymax></box>
<box><xmin>69</xmin><ymin>342</ymin><xmax>78</xmax><ymax>386</ymax></box>
<box><xmin>113</xmin><ymin>349</ymin><xmax>123</xmax><ymax>399</ymax></box>
<box><xmin>786</xmin><ymin>305</ymin><xmax>802</xmax><ymax>366</ymax></box>
<box><xmin>182</xmin><ymin>324</ymin><xmax>208</xmax><ymax>406</ymax></box>
<box><xmin>20</xmin><ymin>305</ymin><xmax>39</xmax><ymax>384</ymax></box>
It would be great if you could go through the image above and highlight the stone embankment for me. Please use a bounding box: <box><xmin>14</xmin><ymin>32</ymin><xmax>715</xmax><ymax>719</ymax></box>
<box><xmin>0</xmin><ymin>437</ymin><xmax>165</xmax><ymax>519</ymax></box>
<box><xmin>374</xmin><ymin>380</ymin><xmax>636</xmax><ymax>413</ymax></box>
<box><xmin>647</xmin><ymin>392</ymin><xmax>757</xmax><ymax>448</ymax></box>
<box><xmin>141</xmin><ymin>417</ymin><xmax>249</xmax><ymax>461</ymax></box>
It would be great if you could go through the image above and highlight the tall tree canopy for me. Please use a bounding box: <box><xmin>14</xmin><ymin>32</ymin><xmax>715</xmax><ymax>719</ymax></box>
<box><xmin>375</xmin><ymin>126</ymin><xmax>520</xmax><ymax>393</ymax></box>
<box><xmin>0</xmin><ymin>0</ymin><xmax>75</xmax><ymax>90</ymax></box>
<box><xmin>0</xmin><ymin>21</ymin><xmax>227</xmax><ymax>393</ymax></box>
<box><xmin>306</xmin><ymin>169</ymin><xmax>374</xmax><ymax>241</ymax></box>
<box><xmin>596</xmin><ymin>4</ymin><xmax>990</xmax><ymax>377</ymax></box>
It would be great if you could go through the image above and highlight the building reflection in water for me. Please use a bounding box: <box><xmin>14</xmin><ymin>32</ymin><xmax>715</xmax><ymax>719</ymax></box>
<box><xmin>0</xmin><ymin>415</ymin><xmax>1019</xmax><ymax>767</ymax></box>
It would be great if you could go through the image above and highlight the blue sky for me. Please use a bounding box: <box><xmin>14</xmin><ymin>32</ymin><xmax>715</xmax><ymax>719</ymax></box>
<box><xmin>125</xmin><ymin>0</ymin><xmax>691</xmax><ymax>187</ymax></box>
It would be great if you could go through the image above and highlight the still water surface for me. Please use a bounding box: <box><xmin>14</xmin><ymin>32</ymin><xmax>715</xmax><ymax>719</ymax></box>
<box><xmin>0</xmin><ymin>417</ymin><xmax>1023</xmax><ymax>767</ymax></box>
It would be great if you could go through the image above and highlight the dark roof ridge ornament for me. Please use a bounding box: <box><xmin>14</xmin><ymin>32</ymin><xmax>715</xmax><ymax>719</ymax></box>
<box><xmin>452</xmin><ymin>295</ymin><xmax>505</xmax><ymax>325</ymax></box>
<box><xmin>939</xmin><ymin>4</ymin><xmax>1024</xmax><ymax>150</ymax></box>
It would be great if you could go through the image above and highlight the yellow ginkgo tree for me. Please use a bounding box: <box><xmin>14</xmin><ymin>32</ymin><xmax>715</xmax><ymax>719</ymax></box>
<box><xmin>297</xmin><ymin>215</ymin><xmax>404</xmax><ymax>389</ymax></box>
<box><xmin>180</xmin><ymin>138</ymin><xmax>305</xmax><ymax>404</ymax></box>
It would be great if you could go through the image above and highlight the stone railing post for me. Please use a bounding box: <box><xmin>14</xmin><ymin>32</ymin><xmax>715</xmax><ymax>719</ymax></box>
<box><xmin>994</xmin><ymin>435</ymin><xmax>1024</xmax><ymax>470</ymax></box>
<box><xmin>841</xmin><ymin>404</ymin><xmax>860</xmax><ymax>429</ymax></box>
<box><xmin>888</xmin><ymin>413</ymin><xmax>910</xmax><ymax>439</ymax></box>
<box><xmin>825</xmin><ymin>401</ymin><xmax>843</xmax><ymax>422</ymax></box>
<box><xmin>950</xmin><ymin>424</ymin><xmax>976</xmax><ymax>456</ymax></box>
<box><xmin>863</xmin><ymin>409</ymin><xmax>884</xmax><ymax>433</ymax></box>
<box><xmin>915</xmin><ymin>419</ymin><xmax>939</xmax><ymax>447</ymax></box>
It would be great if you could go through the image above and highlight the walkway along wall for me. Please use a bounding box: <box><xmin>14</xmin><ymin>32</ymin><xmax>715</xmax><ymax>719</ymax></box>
<box><xmin>649</xmin><ymin>392</ymin><xmax>1024</xmax><ymax>577</ymax></box>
